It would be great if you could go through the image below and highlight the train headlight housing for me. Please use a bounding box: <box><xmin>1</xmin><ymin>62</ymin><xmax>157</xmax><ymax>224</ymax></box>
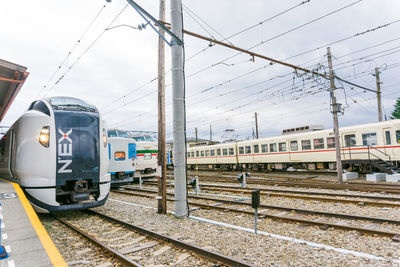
<box><xmin>39</xmin><ymin>126</ymin><xmax>50</xmax><ymax>147</ymax></box>
<box><xmin>115</xmin><ymin>152</ymin><xmax>125</xmax><ymax>160</ymax></box>
<box><xmin>103</xmin><ymin>128</ymin><xmax>107</xmax><ymax>147</ymax></box>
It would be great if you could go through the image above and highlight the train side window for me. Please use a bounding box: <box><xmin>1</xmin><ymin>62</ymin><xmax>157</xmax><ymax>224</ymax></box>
<box><xmin>217</xmin><ymin>149</ymin><xmax>221</xmax><ymax>156</ymax></box>
<box><xmin>191</xmin><ymin>152</ymin><xmax>194</xmax><ymax>157</ymax></box>
<box><xmin>245</xmin><ymin>146</ymin><xmax>251</xmax><ymax>154</ymax></box>
<box><xmin>385</xmin><ymin>131</ymin><xmax>391</xmax><ymax>145</ymax></box>
<box><xmin>28</xmin><ymin>100</ymin><xmax>50</xmax><ymax>116</ymax></box>
<box><xmin>196</xmin><ymin>151</ymin><xmax>199</xmax><ymax>157</ymax></box>
<box><xmin>327</xmin><ymin>137</ymin><xmax>335</xmax><ymax>148</ymax></box>
<box><xmin>344</xmin><ymin>134</ymin><xmax>356</xmax><ymax>147</ymax></box>
<box><xmin>254</xmin><ymin>144</ymin><xmax>259</xmax><ymax>153</ymax></box>
<box><xmin>229</xmin><ymin>147</ymin><xmax>234</xmax><ymax>155</ymax></box>
<box><xmin>223</xmin><ymin>148</ymin><xmax>228</xmax><ymax>155</ymax></box>
<box><xmin>187</xmin><ymin>152</ymin><xmax>190</xmax><ymax>158</ymax></box>
<box><xmin>108</xmin><ymin>130</ymin><xmax>117</xmax><ymax>137</ymax></box>
<box><xmin>239</xmin><ymin>147</ymin><xmax>244</xmax><ymax>154</ymax></box>
<box><xmin>205</xmin><ymin>150</ymin><xmax>210</xmax><ymax>156</ymax></box>
<box><xmin>301</xmin><ymin>140</ymin><xmax>311</xmax><ymax>150</ymax></box>
<box><xmin>269</xmin><ymin>143</ymin><xmax>277</xmax><ymax>152</ymax></box>
<box><xmin>261</xmin><ymin>144</ymin><xmax>268</xmax><ymax>153</ymax></box>
<box><xmin>290</xmin><ymin>141</ymin><xmax>298</xmax><ymax>151</ymax></box>
<box><xmin>362</xmin><ymin>133</ymin><xmax>377</xmax><ymax>146</ymax></box>
<box><xmin>396</xmin><ymin>130</ymin><xmax>400</xmax><ymax>144</ymax></box>
<box><xmin>201</xmin><ymin>150</ymin><xmax>205</xmax><ymax>157</ymax></box>
<box><xmin>313</xmin><ymin>138</ymin><xmax>324</xmax><ymax>149</ymax></box>
<box><xmin>210</xmin><ymin>150</ymin><xmax>215</xmax><ymax>156</ymax></box>
<box><xmin>279</xmin><ymin>142</ymin><xmax>287</xmax><ymax>152</ymax></box>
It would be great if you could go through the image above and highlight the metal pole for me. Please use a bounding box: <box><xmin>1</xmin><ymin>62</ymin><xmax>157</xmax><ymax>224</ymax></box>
<box><xmin>327</xmin><ymin>47</ymin><xmax>343</xmax><ymax>184</ymax></box>
<box><xmin>254</xmin><ymin>207</ymin><xmax>258</xmax><ymax>234</ymax></box>
<box><xmin>209</xmin><ymin>124</ymin><xmax>212</xmax><ymax>141</ymax></box>
<box><xmin>375</xmin><ymin>67</ymin><xmax>383</xmax><ymax>122</ymax></box>
<box><xmin>255</xmin><ymin>112</ymin><xmax>259</xmax><ymax>139</ymax></box>
<box><xmin>171</xmin><ymin>0</ymin><xmax>187</xmax><ymax>218</ymax></box>
<box><xmin>195</xmin><ymin>128</ymin><xmax>198</xmax><ymax>142</ymax></box>
<box><xmin>157</xmin><ymin>0</ymin><xmax>167</xmax><ymax>214</ymax></box>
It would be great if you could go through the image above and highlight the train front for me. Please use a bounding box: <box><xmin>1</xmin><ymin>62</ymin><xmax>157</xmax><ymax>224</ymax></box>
<box><xmin>23</xmin><ymin>97</ymin><xmax>110</xmax><ymax>212</ymax></box>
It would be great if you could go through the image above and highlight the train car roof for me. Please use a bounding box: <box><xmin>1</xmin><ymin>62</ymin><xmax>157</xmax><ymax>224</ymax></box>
<box><xmin>0</xmin><ymin>59</ymin><xmax>29</xmax><ymax>122</ymax></box>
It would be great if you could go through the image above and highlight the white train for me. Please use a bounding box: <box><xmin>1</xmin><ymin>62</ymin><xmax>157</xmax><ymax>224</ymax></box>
<box><xmin>187</xmin><ymin>120</ymin><xmax>400</xmax><ymax>173</ymax></box>
<box><xmin>130</xmin><ymin>135</ymin><xmax>158</xmax><ymax>178</ymax></box>
<box><xmin>107</xmin><ymin>129</ymin><xmax>136</xmax><ymax>186</ymax></box>
<box><xmin>0</xmin><ymin>97</ymin><xmax>110</xmax><ymax>212</ymax></box>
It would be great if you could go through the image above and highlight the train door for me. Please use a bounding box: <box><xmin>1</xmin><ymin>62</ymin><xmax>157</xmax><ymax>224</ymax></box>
<box><xmin>382</xmin><ymin>127</ymin><xmax>392</xmax><ymax>154</ymax></box>
<box><xmin>8</xmin><ymin>129</ymin><xmax>16</xmax><ymax>180</ymax></box>
<box><xmin>288</xmin><ymin>139</ymin><xmax>301</xmax><ymax>161</ymax></box>
<box><xmin>341</xmin><ymin>132</ymin><xmax>357</xmax><ymax>160</ymax></box>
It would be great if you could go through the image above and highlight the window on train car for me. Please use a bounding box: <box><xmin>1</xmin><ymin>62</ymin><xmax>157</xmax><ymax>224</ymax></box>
<box><xmin>210</xmin><ymin>150</ymin><xmax>215</xmax><ymax>156</ymax></box>
<box><xmin>313</xmin><ymin>138</ymin><xmax>324</xmax><ymax>149</ymax></box>
<box><xmin>223</xmin><ymin>148</ymin><xmax>228</xmax><ymax>155</ymax></box>
<box><xmin>0</xmin><ymin>136</ymin><xmax>6</xmax><ymax>161</ymax></box>
<box><xmin>196</xmin><ymin>151</ymin><xmax>199</xmax><ymax>157</ymax></box>
<box><xmin>327</xmin><ymin>137</ymin><xmax>335</xmax><ymax>148</ymax></box>
<box><xmin>28</xmin><ymin>101</ymin><xmax>50</xmax><ymax>116</ymax></box>
<box><xmin>301</xmin><ymin>140</ymin><xmax>311</xmax><ymax>150</ymax></box>
<box><xmin>261</xmin><ymin>144</ymin><xmax>268</xmax><ymax>153</ymax></box>
<box><xmin>254</xmin><ymin>145</ymin><xmax>259</xmax><ymax>153</ymax></box>
<box><xmin>245</xmin><ymin>146</ymin><xmax>251</xmax><ymax>154</ymax></box>
<box><xmin>187</xmin><ymin>152</ymin><xmax>190</xmax><ymax>158</ymax></box>
<box><xmin>362</xmin><ymin>133</ymin><xmax>377</xmax><ymax>146</ymax></box>
<box><xmin>201</xmin><ymin>151</ymin><xmax>205</xmax><ymax>157</ymax></box>
<box><xmin>279</xmin><ymin>142</ymin><xmax>287</xmax><ymax>152</ymax></box>
<box><xmin>229</xmin><ymin>148</ymin><xmax>234</xmax><ymax>155</ymax></box>
<box><xmin>191</xmin><ymin>152</ymin><xmax>194</xmax><ymax>157</ymax></box>
<box><xmin>117</xmin><ymin>130</ymin><xmax>131</xmax><ymax>138</ymax></box>
<box><xmin>239</xmin><ymin>147</ymin><xmax>244</xmax><ymax>154</ymax></box>
<box><xmin>269</xmin><ymin>143</ymin><xmax>277</xmax><ymax>152</ymax></box>
<box><xmin>344</xmin><ymin>134</ymin><xmax>356</xmax><ymax>147</ymax></box>
<box><xmin>290</xmin><ymin>141</ymin><xmax>298</xmax><ymax>151</ymax></box>
<box><xmin>396</xmin><ymin>130</ymin><xmax>400</xmax><ymax>143</ymax></box>
<box><xmin>217</xmin><ymin>149</ymin><xmax>221</xmax><ymax>156</ymax></box>
<box><xmin>205</xmin><ymin>150</ymin><xmax>210</xmax><ymax>156</ymax></box>
<box><xmin>107</xmin><ymin>130</ymin><xmax>117</xmax><ymax>137</ymax></box>
<box><xmin>385</xmin><ymin>131</ymin><xmax>391</xmax><ymax>145</ymax></box>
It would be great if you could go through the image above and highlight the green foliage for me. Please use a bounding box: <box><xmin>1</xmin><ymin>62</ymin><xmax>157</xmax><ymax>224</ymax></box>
<box><xmin>391</xmin><ymin>98</ymin><xmax>400</xmax><ymax>119</ymax></box>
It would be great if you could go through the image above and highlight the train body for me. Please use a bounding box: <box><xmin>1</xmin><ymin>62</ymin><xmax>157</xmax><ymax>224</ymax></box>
<box><xmin>0</xmin><ymin>97</ymin><xmax>110</xmax><ymax>212</ymax></box>
<box><xmin>130</xmin><ymin>135</ymin><xmax>158</xmax><ymax>178</ymax></box>
<box><xmin>107</xmin><ymin>129</ymin><xmax>136</xmax><ymax>186</ymax></box>
<box><xmin>187</xmin><ymin>120</ymin><xmax>400</xmax><ymax>172</ymax></box>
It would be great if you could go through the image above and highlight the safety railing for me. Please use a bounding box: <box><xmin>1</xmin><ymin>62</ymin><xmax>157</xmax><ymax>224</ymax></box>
<box><xmin>341</xmin><ymin>144</ymin><xmax>392</xmax><ymax>163</ymax></box>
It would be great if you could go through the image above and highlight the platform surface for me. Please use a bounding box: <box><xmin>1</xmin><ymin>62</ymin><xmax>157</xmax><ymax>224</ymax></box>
<box><xmin>0</xmin><ymin>179</ymin><xmax>66</xmax><ymax>267</ymax></box>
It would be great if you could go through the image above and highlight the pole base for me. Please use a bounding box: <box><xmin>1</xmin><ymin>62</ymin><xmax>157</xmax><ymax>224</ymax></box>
<box><xmin>0</xmin><ymin>246</ymin><xmax>8</xmax><ymax>260</ymax></box>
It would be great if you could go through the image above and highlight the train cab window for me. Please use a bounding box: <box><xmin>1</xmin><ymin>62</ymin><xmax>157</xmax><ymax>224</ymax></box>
<box><xmin>327</xmin><ymin>137</ymin><xmax>335</xmax><ymax>148</ymax></box>
<box><xmin>290</xmin><ymin>141</ymin><xmax>298</xmax><ymax>151</ymax></box>
<box><xmin>385</xmin><ymin>131</ymin><xmax>391</xmax><ymax>145</ymax></box>
<box><xmin>269</xmin><ymin>143</ymin><xmax>277</xmax><ymax>152</ymax></box>
<box><xmin>191</xmin><ymin>152</ymin><xmax>194</xmax><ymax>157</ymax></box>
<box><xmin>279</xmin><ymin>142</ymin><xmax>287</xmax><ymax>152</ymax></box>
<box><xmin>245</xmin><ymin>146</ymin><xmax>251</xmax><ymax>154</ymax></box>
<box><xmin>201</xmin><ymin>151</ymin><xmax>205</xmax><ymax>157</ymax></box>
<box><xmin>344</xmin><ymin>134</ymin><xmax>356</xmax><ymax>147</ymax></box>
<box><xmin>223</xmin><ymin>148</ymin><xmax>228</xmax><ymax>155</ymax></box>
<box><xmin>261</xmin><ymin>144</ymin><xmax>268</xmax><ymax>153</ymax></box>
<box><xmin>28</xmin><ymin>101</ymin><xmax>50</xmax><ymax>116</ymax></box>
<box><xmin>196</xmin><ymin>151</ymin><xmax>199</xmax><ymax>157</ymax></box>
<box><xmin>362</xmin><ymin>133</ymin><xmax>377</xmax><ymax>146</ymax></box>
<box><xmin>108</xmin><ymin>130</ymin><xmax>118</xmax><ymax>137</ymax></box>
<box><xmin>301</xmin><ymin>140</ymin><xmax>311</xmax><ymax>150</ymax></box>
<box><xmin>253</xmin><ymin>145</ymin><xmax>259</xmax><ymax>153</ymax></box>
<box><xmin>229</xmin><ymin>148</ymin><xmax>234</xmax><ymax>155</ymax></box>
<box><xmin>210</xmin><ymin>150</ymin><xmax>215</xmax><ymax>156</ymax></box>
<box><xmin>239</xmin><ymin>147</ymin><xmax>244</xmax><ymax>154</ymax></box>
<box><xmin>313</xmin><ymin>138</ymin><xmax>324</xmax><ymax>149</ymax></box>
<box><xmin>217</xmin><ymin>149</ymin><xmax>221</xmax><ymax>156</ymax></box>
<box><xmin>205</xmin><ymin>150</ymin><xmax>210</xmax><ymax>156</ymax></box>
<box><xmin>396</xmin><ymin>130</ymin><xmax>400</xmax><ymax>144</ymax></box>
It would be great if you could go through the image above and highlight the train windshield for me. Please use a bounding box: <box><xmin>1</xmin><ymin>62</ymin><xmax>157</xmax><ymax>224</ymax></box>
<box><xmin>132</xmin><ymin>135</ymin><xmax>154</xmax><ymax>142</ymax></box>
<box><xmin>117</xmin><ymin>130</ymin><xmax>130</xmax><ymax>138</ymax></box>
<box><xmin>45</xmin><ymin>96</ymin><xmax>97</xmax><ymax>112</ymax></box>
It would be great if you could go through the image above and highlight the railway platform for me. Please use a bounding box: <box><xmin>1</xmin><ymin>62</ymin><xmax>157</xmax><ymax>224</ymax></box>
<box><xmin>0</xmin><ymin>179</ymin><xmax>66</xmax><ymax>267</ymax></box>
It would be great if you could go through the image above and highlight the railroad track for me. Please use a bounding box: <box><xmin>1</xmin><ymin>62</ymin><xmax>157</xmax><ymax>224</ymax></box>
<box><xmin>112</xmin><ymin>187</ymin><xmax>400</xmax><ymax>240</ymax></box>
<box><xmin>55</xmin><ymin>210</ymin><xmax>255</xmax><ymax>267</ymax></box>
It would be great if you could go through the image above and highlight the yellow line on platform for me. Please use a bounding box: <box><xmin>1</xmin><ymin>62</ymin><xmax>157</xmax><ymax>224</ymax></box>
<box><xmin>0</xmin><ymin>178</ymin><xmax>67</xmax><ymax>267</ymax></box>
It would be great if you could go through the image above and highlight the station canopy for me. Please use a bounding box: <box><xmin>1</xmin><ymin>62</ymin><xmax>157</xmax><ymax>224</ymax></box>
<box><xmin>0</xmin><ymin>59</ymin><xmax>29</xmax><ymax>122</ymax></box>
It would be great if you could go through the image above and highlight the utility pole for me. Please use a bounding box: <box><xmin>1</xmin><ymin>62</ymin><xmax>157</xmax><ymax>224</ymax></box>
<box><xmin>195</xmin><ymin>128</ymin><xmax>198</xmax><ymax>142</ymax></box>
<box><xmin>375</xmin><ymin>67</ymin><xmax>383</xmax><ymax>122</ymax></box>
<box><xmin>254</xmin><ymin>112</ymin><xmax>259</xmax><ymax>139</ymax></box>
<box><xmin>171</xmin><ymin>0</ymin><xmax>187</xmax><ymax>217</ymax></box>
<box><xmin>157</xmin><ymin>0</ymin><xmax>167</xmax><ymax>214</ymax></box>
<box><xmin>327</xmin><ymin>47</ymin><xmax>343</xmax><ymax>184</ymax></box>
<box><xmin>209</xmin><ymin>124</ymin><xmax>212</xmax><ymax>141</ymax></box>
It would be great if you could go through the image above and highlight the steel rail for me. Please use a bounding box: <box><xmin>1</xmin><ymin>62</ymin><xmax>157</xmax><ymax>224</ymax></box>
<box><xmin>54</xmin><ymin>216</ymin><xmax>142</xmax><ymax>267</ymax></box>
<box><xmin>86</xmin><ymin>210</ymin><xmax>257</xmax><ymax>267</ymax></box>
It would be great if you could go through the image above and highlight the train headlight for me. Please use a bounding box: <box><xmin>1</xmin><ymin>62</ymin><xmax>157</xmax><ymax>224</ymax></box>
<box><xmin>103</xmin><ymin>128</ymin><xmax>107</xmax><ymax>147</ymax></box>
<box><xmin>39</xmin><ymin>126</ymin><xmax>50</xmax><ymax>147</ymax></box>
<box><xmin>115</xmin><ymin>152</ymin><xmax>125</xmax><ymax>160</ymax></box>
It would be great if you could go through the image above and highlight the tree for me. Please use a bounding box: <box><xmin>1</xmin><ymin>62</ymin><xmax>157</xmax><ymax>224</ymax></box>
<box><xmin>391</xmin><ymin>98</ymin><xmax>400</xmax><ymax>119</ymax></box>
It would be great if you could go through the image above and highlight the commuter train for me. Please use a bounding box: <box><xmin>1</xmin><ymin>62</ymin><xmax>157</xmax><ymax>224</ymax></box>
<box><xmin>186</xmin><ymin>120</ymin><xmax>400</xmax><ymax>173</ymax></box>
<box><xmin>130</xmin><ymin>135</ymin><xmax>158</xmax><ymax>178</ymax></box>
<box><xmin>0</xmin><ymin>97</ymin><xmax>110</xmax><ymax>212</ymax></box>
<box><xmin>107</xmin><ymin>129</ymin><xmax>136</xmax><ymax>186</ymax></box>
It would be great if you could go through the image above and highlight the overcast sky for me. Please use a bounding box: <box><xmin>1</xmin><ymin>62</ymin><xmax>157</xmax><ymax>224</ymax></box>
<box><xmin>1</xmin><ymin>0</ymin><xmax>399</xmax><ymax>141</ymax></box>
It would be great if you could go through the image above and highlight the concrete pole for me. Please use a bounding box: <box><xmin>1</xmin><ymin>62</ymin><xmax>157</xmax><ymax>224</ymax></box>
<box><xmin>171</xmin><ymin>0</ymin><xmax>187</xmax><ymax>217</ymax></box>
<box><xmin>327</xmin><ymin>47</ymin><xmax>343</xmax><ymax>184</ymax></box>
<box><xmin>375</xmin><ymin>67</ymin><xmax>383</xmax><ymax>122</ymax></box>
<box><xmin>255</xmin><ymin>112</ymin><xmax>259</xmax><ymax>139</ymax></box>
<box><xmin>157</xmin><ymin>0</ymin><xmax>167</xmax><ymax>214</ymax></box>
<box><xmin>209</xmin><ymin>124</ymin><xmax>212</xmax><ymax>141</ymax></box>
<box><xmin>195</xmin><ymin>128</ymin><xmax>198</xmax><ymax>142</ymax></box>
